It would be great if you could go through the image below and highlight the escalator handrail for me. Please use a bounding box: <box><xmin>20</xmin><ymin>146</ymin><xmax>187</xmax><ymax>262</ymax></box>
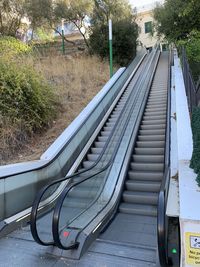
<box><xmin>52</xmin><ymin>49</ymin><xmax>161</xmax><ymax>250</ymax></box>
<box><xmin>157</xmin><ymin>50</ymin><xmax>172</xmax><ymax>267</ymax></box>
<box><xmin>30</xmin><ymin>52</ymin><xmax>148</xmax><ymax>246</ymax></box>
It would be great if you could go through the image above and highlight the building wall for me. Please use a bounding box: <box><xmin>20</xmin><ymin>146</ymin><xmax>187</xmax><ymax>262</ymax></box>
<box><xmin>136</xmin><ymin>9</ymin><xmax>158</xmax><ymax>49</ymax></box>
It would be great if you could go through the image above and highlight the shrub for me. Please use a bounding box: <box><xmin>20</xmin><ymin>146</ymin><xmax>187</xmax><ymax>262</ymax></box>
<box><xmin>89</xmin><ymin>19</ymin><xmax>138</xmax><ymax>66</ymax></box>
<box><xmin>0</xmin><ymin>58</ymin><xmax>56</xmax><ymax>159</ymax></box>
<box><xmin>190</xmin><ymin>107</ymin><xmax>200</xmax><ymax>185</ymax></box>
<box><xmin>0</xmin><ymin>36</ymin><xmax>32</xmax><ymax>59</ymax></box>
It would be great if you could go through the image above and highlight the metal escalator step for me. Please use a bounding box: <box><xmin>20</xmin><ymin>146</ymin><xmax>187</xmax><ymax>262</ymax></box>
<box><xmin>149</xmin><ymin>92</ymin><xmax>167</xmax><ymax>96</ymax></box>
<box><xmin>148</xmin><ymin>97</ymin><xmax>166</xmax><ymax>101</ymax></box>
<box><xmin>140</xmin><ymin>124</ymin><xmax>165</xmax><ymax>130</ymax></box>
<box><xmin>132</xmin><ymin>155</ymin><xmax>164</xmax><ymax>163</ymax></box>
<box><xmin>136</xmin><ymin>141</ymin><xmax>165</xmax><ymax>148</ymax></box>
<box><xmin>143</xmin><ymin>115</ymin><xmax>166</xmax><ymax>120</ymax></box>
<box><xmin>101</xmin><ymin>131</ymin><xmax>111</xmax><ymax>136</ymax></box>
<box><xmin>103</xmin><ymin>126</ymin><xmax>113</xmax><ymax>131</ymax></box>
<box><xmin>146</xmin><ymin>103</ymin><xmax>167</xmax><ymax>108</ymax></box>
<box><xmin>94</xmin><ymin>141</ymin><xmax>105</xmax><ymax>148</ymax></box>
<box><xmin>147</xmin><ymin>100</ymin><xmax>166</xmax><ymax>105</ymax></box>
<box><xmin>130</xmin><ymin>162</ymin><xmax>164</xmax><ymax>172</ymax></box>
<box><xmin>82</xmin><ymin>161</ymin><xmax>95</xmax><ymax>168</ymax></box>
<box><xmin>119</xmin><ymin>203</ymin><xmax>157</xmax><ymax>216</ymax></box>
<box><xmin>144</xmin><ymin>108</ymin><xmax>167</xmax><ymax>115</ymax></box>
<box><xmin>108</xmin><ymin>118</ymin><xmax>117</xmax><ymax>122</ymax></box>
<box><xmin>128</xmin><ymin>171</ymin><xmax>163</xmax><ymax>181</ymax></box>
<box><xmin>87</xmin><ymin>154</ymin><xmax>99</xmax><ymax>161</ymax></box>
<box><xmin>91</xmin><ymin>147</ymin><xmax>103</xmax><ymax>154</ymax></box>
<box><xmin>106</xmin><ymin>122</ymin><xmax>115</xmax><ymax>127</ymax></box>
<box><xmin>139</xmin><ymin>129</ymin><xmax>165</xmax><ymax>135</ymax></box>
<box><xmin>142</xmin><ymin>119</ymin><xmax>165</xmax><ymax>125</ymax></box>
<box><xmin>98</xmin><ymin>136</ymin><xmax>108</xmax><ymax>142</ymax></box>
<box><xmin>138</xmin><ymin>135</ymin><xmax>165</xmax><ymax>141</ymax></box>
<box><xmin>126</xmin><ymin>180</ymin><xmax>161</xmax><ymax>192</ymax></box>
<box><xmin>123</xmin><ymin>191</ymin><xmax>158</xmax><ymax>205</ymax></box>
<box><xmin>135</xmin><ymin>147</ymin><xmax>164</xmax><ymax>155</ymax></box>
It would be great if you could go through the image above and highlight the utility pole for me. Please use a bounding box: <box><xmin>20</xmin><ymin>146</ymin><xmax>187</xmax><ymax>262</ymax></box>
<box><xmin>109</xmin><ymin>19</ymin><xmax>113</xmax><ymax>78</ymax></box>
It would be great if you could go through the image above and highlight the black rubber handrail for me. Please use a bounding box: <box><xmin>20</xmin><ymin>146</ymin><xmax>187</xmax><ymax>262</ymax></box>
<box><xmin>30</xmin><ymin>52</ymin><xmax>148</xmax><ymax>246</ymax></box>
<box><xmin>1</xmin><ymin>51</ymin><xmax>145</xmax><ymax>180</ymax></box>
<box><xmin>157</xmin><ymin>50</ymin><xmax>172</xmax><ymax>267</ymax></box>
<box><xmin>52</xmin><ymin>49</ymin><xmax>161</xmax><ymax>250</ymax></box>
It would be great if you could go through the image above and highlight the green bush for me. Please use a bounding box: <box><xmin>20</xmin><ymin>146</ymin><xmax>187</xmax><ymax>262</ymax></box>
<box><xmin>190</xmin><ymin>107</ymin><xmax>200</xmax><ymax>186</ymax></box>
<box><xmin>0</xmin><ymin>60</ymin><xmax>56</xmax><ymax>134</ymax></box>
<box><xmin>89</xmin><ymin>19</ymin><xmax>138</xmax><ymax>66</ymax></box>
<box><xmin>0</xmin><ymin>36</ymin><xmax>32</xmax><ymax>59</ymax></box>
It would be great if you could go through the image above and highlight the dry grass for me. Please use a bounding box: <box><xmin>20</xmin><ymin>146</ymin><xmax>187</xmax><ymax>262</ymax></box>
<box><xmin>0</xmin><ymin>54</ymin><xmax>110</xmax><ymax>165</ymax></box>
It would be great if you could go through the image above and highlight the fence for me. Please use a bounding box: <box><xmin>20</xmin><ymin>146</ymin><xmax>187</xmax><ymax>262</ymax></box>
<box><xmin>181</xmin><ymin>47</ymin><xmax>200</xmax><ymax>112</ymax></box>
<box><xmin>33</xmin><ymin>39</ymin><xmax>86</xmax><ymax>57</ymax></box>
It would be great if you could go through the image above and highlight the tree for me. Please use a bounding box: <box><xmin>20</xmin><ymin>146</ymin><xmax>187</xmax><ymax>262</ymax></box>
<box><xmin>90</xmin><ymin>19</ymin><xmax>138</xmax><ymax>66</ymax></box>
<box><xmin>0</xmin><ymin>0</ymin><xmax>25</xmax><ymax>36</ymax></box>
<box><xmin>153</xmin><ymin>0</ymin><xmax>200</xmax><ymax>42</ymax></box>
<box><xmin>89</xmin><ymin>0</ymin><xmax>138</xmax><ymax>66</ymax></box>
<box><xmin>54</xmin><ymin>0</ymin><xmax>94</xmax><ymax>48</ymax></box>
<box><xmin>24</xmin><ymin>0</ymin><xmax>53</xmax><ymax>39</ymax></box>
<box><xmin>92</xmin><ymin>0</ymin><xmax>133</xmax><ymax>26</ymax></box>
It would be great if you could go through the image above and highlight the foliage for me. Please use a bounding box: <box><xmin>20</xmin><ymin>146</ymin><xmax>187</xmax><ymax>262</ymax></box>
<box><xmin>0</xmin><ymin>36</ymin><xmax>32</xmax><ymax>58</ymax></box>
<box><xmin>0</xmin><ymin>59</ymin><xmax>56</xmax><ymax>134</ymax></box>
<box><xmin>54</xmin><ymin>0</ymin><xmax>94</xmax><ymax>47</ymax></box>
<box><xmin>153</xmin><ymin>0</ymin><xmax>200</xmax><ymax>42</ymax></box>
<box><xmin>190</xmin><ymin>107</ymin><xmax>200</xmax><ymax>186</ymax></box>
<box><xmin>178</xmin><ymin>31</ymin><xmax>200</xmax><ymax>63</ymax></box>
<box><xmin>92</xmin><ymin>0</ymin><xmax>133</xmax><ymax>26</ymax></box>
<box><xmin>89</xmin><ymin>19</ymin><xmax>138</xmax><ymax>66</ymax></box>
<box><xmin>0</xmin><ymin>0</ymin><xmax>26</xmax><ymax>36</ymax></box>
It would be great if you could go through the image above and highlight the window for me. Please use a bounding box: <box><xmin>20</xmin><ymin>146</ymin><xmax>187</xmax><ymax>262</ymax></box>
<box><xmin>145</xmin><ymin>21</ymin><xmax>152</xmax><ymax>34</ymax></box>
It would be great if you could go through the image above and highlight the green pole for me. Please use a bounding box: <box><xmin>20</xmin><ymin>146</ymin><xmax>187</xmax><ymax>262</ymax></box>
<box><xmin>61</xmin><ymin>19</ymin><xmax>65</xmax><ymax>55</ymax></box>
<box><xmin>109</xmin><ymin>19</ymin><xmax>113</xmax><ymax>78</ymax></box>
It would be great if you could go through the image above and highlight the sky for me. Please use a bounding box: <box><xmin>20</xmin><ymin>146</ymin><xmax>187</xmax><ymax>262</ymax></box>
<box><xmin>129</xmin><ymin>0</ymin><xmax>164</xmax><ymax>7</ymax></box>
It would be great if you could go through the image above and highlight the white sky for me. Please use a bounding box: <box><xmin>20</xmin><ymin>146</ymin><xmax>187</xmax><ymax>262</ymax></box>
<box><xmin>129</xmin><ymin>0</ymin><xmax>163</xmax><ymax>7</ymax></box>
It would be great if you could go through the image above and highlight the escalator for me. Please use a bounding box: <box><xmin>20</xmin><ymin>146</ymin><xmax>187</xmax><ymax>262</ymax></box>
<box><xmin>89</xmin><ymin>52</ymin><xmax>169</xmax><ymax>266</ymax></box>
<box><xmin>30</xmin><ymin>48</ymin><xmax>152</xmax><ymax>246</ymax></box>
<box><xmin>29</xmin><ymin>50</ymin><xmax>175</xmax><ymax>266</ymax></box>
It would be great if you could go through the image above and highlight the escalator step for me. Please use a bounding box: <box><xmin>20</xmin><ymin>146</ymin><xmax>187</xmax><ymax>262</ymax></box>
<box><xmin>138</xmin><ymin>135</ymin><xmax>165</xmax><ymax>141</ymax></box>
<box><xmin>134</xmin><ymin>147</ymin><xmax>164</xmax><ymax>155</ymax></box>
<box><xmin>128</xmin><ymin>171</ymin><xmax>163</xmax><ymax>181</ymax></box>
<box><xmin>136</xmin><ymin>141</ymin><xmax>165</xmax><ymax>148</ymax></box>
<box><xmin>87</xmin><ymin>154</ymin><xmax>99</xmax><ymax>161</ymax></box>
<box><xmin>123</xmin><ymin>191</ymin><xmax>158</xmax><ymax>205</ymax></box>
<box><xmin>139</xmin><ymin>129</ymin><xmax>165</xmax><ymax>136</ymax></box>
<box><xmin>101</xmin><ymin>131</ymin><xmax>111</xmax><ymax>137</ymax></box>
<box><xmin>140</xmin><ymin>124</ymin><xmax>165</xmax><ymax>130</ymax></box>
<box><xmin>91</xmin><ymin>147</ymin><xmax>103</xmax><ymax>154</ymax></box>
<box><xmin>125</xmin><ymin>180</ymin><xmax>160</xmax><ymax>192</ymax></box>
<box><xmin>82</xmin><ymin>161</ymin><xmax>95</xmax><ymax>168</ymax></box>
<box><xmin>119</xmin><ymin>203</ymin><xmax>157</xmax><ymax>216</ymax></box>
<box><xmin>94</xmin><ymin>141</ymin><xmax>105</xmax><ymax>148</ymax></box>
<box><xmin>142</xmin><ymin>119</ymin><xmax>165</xmax><ymax>125</ymax></box>
<box><xmin>130</xmin><ymin>162</ymin><xmax>164</xmax><ymax>172</ymax></box>
<box><xmin>132</xmin><ymin>155</ymin><xmax>164</xmax><ymax>163</ymax></box>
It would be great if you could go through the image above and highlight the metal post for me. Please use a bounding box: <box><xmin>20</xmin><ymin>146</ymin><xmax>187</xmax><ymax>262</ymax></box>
<box><xmin>109</xmin><ymin>19</ymin><xmax>113</xmax><ymax>78</ymax></box>
<box><xmin>61</xmin><ymin>19</ymin><xmax>65</xmax><ymax>55</ymax></box>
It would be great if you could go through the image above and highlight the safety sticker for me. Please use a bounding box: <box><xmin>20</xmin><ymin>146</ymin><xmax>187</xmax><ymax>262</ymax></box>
<box><xmin>185</xmin><ymin>232</ymin><xmax>200</xmax><ymax>266</ymax></box>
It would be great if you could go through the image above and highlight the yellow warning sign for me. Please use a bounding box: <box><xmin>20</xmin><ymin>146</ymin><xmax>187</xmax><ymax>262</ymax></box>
<box><xmin>186</xmin><ymin>232</ymin><xmax>200</xmax><ymax>266</ymax></box>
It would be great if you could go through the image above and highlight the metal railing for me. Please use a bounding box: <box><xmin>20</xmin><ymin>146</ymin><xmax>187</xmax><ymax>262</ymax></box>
<box><xmin>182</xmin><ymin>47</ymin><xmax>200</xmax><ymax>112</ymax></box>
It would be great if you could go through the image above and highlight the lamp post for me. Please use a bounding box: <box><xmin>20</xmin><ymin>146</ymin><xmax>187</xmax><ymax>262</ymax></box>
<box><xmin>109</xmin><ymin>19</ymin><xmax>113</xmax><ymax>78</ymax></box>
<box><xmin>61</xmin><ymin>19</ymin><xmax>65</xmax><ymax>55</ymax></box>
